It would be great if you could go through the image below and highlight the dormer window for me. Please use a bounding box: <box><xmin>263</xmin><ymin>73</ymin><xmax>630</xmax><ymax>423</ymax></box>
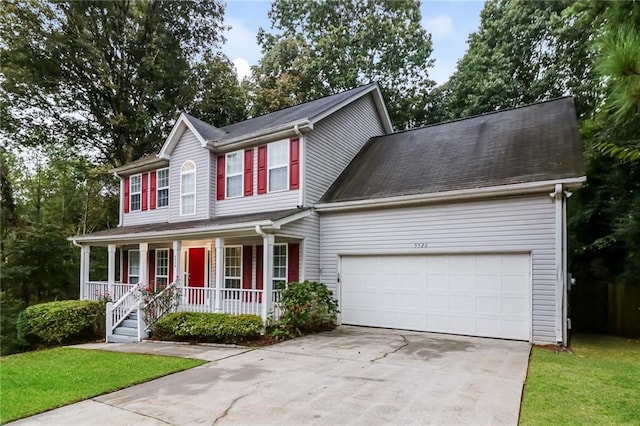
<box><xmin>268</xmin><ymin>140</ymin><xmax>289</xmax><ymax>192</ymax></box>
<box><xmin>180</xmin><ymin>161</ymin><xmax>196</xmax><ymax>215</ymax></box>
<box><xmin>225</xmin><ymin>151</ymin><xmax>243</xmax><ymax>198</ymax></box>
<box><xmin>130</xmin><ymin>174</ymin><xmax>142</xmax><ymax>212</ymax></box>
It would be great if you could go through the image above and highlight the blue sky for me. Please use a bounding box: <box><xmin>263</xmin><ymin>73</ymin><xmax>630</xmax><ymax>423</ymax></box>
<box><xmin>220</xmin><ymin>0</ymin><xmax>484</xmax><ymax>85</ymax></box>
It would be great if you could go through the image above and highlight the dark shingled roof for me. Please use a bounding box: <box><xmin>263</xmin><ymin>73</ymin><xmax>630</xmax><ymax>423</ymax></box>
<box><xmin>321</xmin><ymin>97</ymin><xmax>585</xmax><ymax>203</ymax></box>
<box><xmin>183</xmin><ymin>113</ymin><xmax>227</xmax><ymax>141</ymax></box>
<box><xmin>217</xmin><ymin>84</ymin><xmax>377</xmax><ymax>142</ymax></box>
<box><xmin>75</xmin><ymin>209</ymin><xmax>307</xmax><ymax>239</ymax></box>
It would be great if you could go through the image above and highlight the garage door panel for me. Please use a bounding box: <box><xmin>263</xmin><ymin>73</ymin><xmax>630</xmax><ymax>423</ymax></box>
<box><xmin>341</xmin><ymin>254</ymin><xmax>531</xmax><ymax>341</ymax></box>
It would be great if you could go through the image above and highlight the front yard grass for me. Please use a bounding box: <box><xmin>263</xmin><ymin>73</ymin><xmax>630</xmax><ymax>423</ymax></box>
<box><xmin>520</xmin><ymin>334</ymin><xmax>640</xmax><ymax>425</ymax></box>
<box><xmin>0</xmin><ymin>347</ymin><xmax>206</xmax><ymax>423</ymax></box>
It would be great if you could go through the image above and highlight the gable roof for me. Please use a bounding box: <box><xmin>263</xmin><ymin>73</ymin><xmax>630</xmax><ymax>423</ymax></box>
<box><xmin>320</xmin><ymin>97</ymin><xmax>585</xmax><ymax>205</ymax></box>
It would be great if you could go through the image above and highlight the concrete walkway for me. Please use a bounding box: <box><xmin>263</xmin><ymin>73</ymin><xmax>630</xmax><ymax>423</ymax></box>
<box><xmin>11</xmin><ymin>327</ymin><xmax>531</xmax><ymax>425</ymax></box>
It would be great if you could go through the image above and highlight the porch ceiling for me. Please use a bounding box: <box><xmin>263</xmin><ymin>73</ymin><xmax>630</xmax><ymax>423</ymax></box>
<box><xmin>70</xmin><ymin>208</ymin><xmax>312</xmax><ymax>245</ymax></box>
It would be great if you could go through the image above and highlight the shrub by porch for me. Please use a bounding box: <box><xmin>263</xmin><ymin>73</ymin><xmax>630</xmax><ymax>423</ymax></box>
<box><xmin>152</xmin><ymin>312</ymin><xmax>263</xmax><ymax>343</ymax></box>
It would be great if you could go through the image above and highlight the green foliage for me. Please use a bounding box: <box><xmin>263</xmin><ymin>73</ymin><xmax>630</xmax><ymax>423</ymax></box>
<box><xmin>0</xmin><ymin>0</ymin><xmax>242</xmax><ymax>167</ymax></box>
<box><xmin>251</xmin><ymin>0</ymin><xmax>435</xmax><ymax>129</ymax></box>
<box><xmin>0</xmin><ymin>291</ymin><xmax>26</xmax><ymax>355</ymax></box>
<box><xmin>426</xmin><ymin>0</ymin><xmax>601</xmax><ymax>123</ymax></box>
<box><xmin>270</xmin><ymin>281</ymin><xmax>339</xmax><ymax>339</ymax></box>
<box><xmin>153</xmin><ymin>312</ymin><xmax>263</xmax><ymax>343</ymax></box>
<box><xmin>16</xmin><ymin>300</ymin><xmax>104</xmax><ymax>348</ymax></box>
<box><xmin>140</xmin><ymin>284</ymin><xmax>183</xmax><ymax>327</ymax></box>
<box><xmin>0</xmin><ymin>348</ymin><xmax>205</xmax><ymax>423</ymax></box>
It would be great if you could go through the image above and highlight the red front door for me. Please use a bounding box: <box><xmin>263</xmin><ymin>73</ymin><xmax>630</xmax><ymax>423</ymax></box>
<box><xmin>188</xmin><ymin>247</ymin><xmax>205</xmax><ymax>304</ymax></box>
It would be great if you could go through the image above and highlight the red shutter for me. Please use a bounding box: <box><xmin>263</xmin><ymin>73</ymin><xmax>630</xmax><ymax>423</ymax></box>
<box><xmin>123</xmin><ymin>250</ymin><xmax>129</xmax><ymax>283</ymax></box>
<box><xmin>256</xmin><ymin>246</ymin><xmax>263</xmax><ymax>290</ymax></box>
<box><xmin>290</xmin><ymin>138</ymin><xmax>300</xmax><ymax>190</ymax></box>
<box><xmin>169</xmin><ymin>249</ymin><xmax>174</xmax><ymax>283</ymax></box>
<box><xmin>257</xmin><ymin>145</ymin><xmax>267</xmax><ymax>194</ymax></box>
<box><xmin>244</xmin><ymin>149</ymin><xmax>254</xmax><ymax>196</ymax></box>
<box><xmin>150</xmin><ymin>171</ymin><xmax>157</xmax><ymax>210</ymax></box>
<box><xmin>148</xmin><ymin>250</ymin><xmax>156</xmax><ymax>286</ymax></box>
<box><xmin>242</xmin><ymin>246</ymin><xmax>252</xmax><ymax>290</ymax></box>
<box><xmin>216</xmin><ymin>156</ymin><xmax>225</xmax><ymax>200</ymax></box>
<box><xmin>141</xmin><ymin>173</ymin><xmax>148</xmax><ymax>211</ymax></box>
<box><xmin>123</xmin><ymin>177</ymin><xmax>130</xmax><ymax>213</ymax></box>
<box><xmin>288</xmin><ymin>243</ymin><xmax>300</xmax><ymax>283</ymax></box>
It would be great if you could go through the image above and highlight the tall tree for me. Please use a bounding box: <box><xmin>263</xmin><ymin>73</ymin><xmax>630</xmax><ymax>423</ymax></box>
<box><xmin>1</xmin><ymin>0</ymin><xmax>246</xmax><ymax>167</ymax></box>
<box><xmin>426</xmin><ymin>0</ymin><xmax>602</xmax><ymax>123</ymax></box>
<box><xmin>251</xmin><ymin>0</ymin><xmax>435</xmax><ymax>129</ymax></box>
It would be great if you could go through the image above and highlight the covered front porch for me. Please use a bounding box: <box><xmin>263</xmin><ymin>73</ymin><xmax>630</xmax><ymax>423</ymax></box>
<box><xmin>72</xmin><ymin>209</ymin><xmax>311</xmax><ymax>342</ymax></box>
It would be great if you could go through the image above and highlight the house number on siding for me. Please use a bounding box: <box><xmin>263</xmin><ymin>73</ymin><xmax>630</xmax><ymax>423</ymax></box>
<box><xmin>414</xmin><ymin>243</ymin><xmax>428</xmax><ymax>248</ymax></box>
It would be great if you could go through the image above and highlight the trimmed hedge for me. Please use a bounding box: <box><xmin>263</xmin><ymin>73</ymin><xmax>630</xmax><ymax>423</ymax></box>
<box><xmin>17</xmin><ymin>300</ymin><xmax>104</xmax><ymax>348</ymax></box>
<box><xmin>152</xmin><ymin>312</ymin><xmax>263</xmax><ymax>343</ymax></box>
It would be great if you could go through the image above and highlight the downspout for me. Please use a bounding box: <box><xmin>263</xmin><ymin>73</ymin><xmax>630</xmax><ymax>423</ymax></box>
<box><xmin>294</xmin><ymin>125</ymin><xmax>305</xmax><ymax>208</ymax></box>
<box><xmin>563</xmin><ymin>189</ymin><xmax>572</xmax><ymax>347</ymax></box>
<box><xmin>550</xmin><ymin>184</ymin><xmax>566</xmax><ymax>345</ymax></box>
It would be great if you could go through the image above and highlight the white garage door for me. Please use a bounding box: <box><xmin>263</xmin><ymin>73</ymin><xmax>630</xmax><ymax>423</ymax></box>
<box><xmin>340</xmin><ymin>253</ymin><xmax>530</xmax><ymax>340</ymax></box>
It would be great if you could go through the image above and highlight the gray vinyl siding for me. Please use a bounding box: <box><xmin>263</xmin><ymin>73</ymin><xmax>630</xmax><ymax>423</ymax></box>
<box><xmin>169</xmin><ymin>129</ymin><xmax>210</xmax><ymax>222</ymax></box>
<box><xmin>122</xmin><ymin>174</ymin><xmax>170</xmax><ymax>227</ymax></box>
<box><xmin>281</xmin><ymin>212</ymin><xmax>321</xmax><ymax>282</ymax></box>
<box><xmin>319</xmin><ymin>194</ymin><xmax>558</xmax><ymax>343</ymax></box>
<box><xmin>305</xmin><ymin>93</ymin><xmax>386</xmax><ymax>205</ymax></box>
<box><xmin>209</xmin><ymin>152</ymin><xmax>217</xmax><ymax>218</ymax></box>
<box><xmin>215</xmin><ymin>146</ymin><xmax>300</xmax><ymax>217</ymax></box>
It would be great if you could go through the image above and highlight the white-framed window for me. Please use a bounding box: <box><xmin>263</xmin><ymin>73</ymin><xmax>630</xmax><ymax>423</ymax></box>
<box><xmin>268</xmin><ymin>140</ymin><xmax>289</xmax><ymax>192</ymax></box>
<box><xmin>224</xmin><ymin>246</ymin><xmax>242</xmax><ymax>290</ymax></box>
<box><xmin>273</xmin><ymin>243</ymin><xmax>287</xmax><ymax>289</ymax></box>
<box><xmin>128</xmin><ymin>250</ymin><xmax>140</xmax><ymax>284</ymax></box>
<box><xmin>155</xmin><ymin>249</ymin><xmax>169</xmax><ymax>285</ymax></box>
<box><xmin>130</xmin><ymin>174</ymin><xmax>142</xmax><ymax>212</ymax></box>
<box><xmin>225</xmin><ymin>151</ymin><xmax>243</xmax><ymax>198</ymax></box>
<box><xmin>180</xmin><ymin>161</ymin><xmax>196</xmax><ymax>215</ymax></box>
<box><xmin>156</xmin><ymin>168</ymin><xmax>169</xmax><ymax>208</ymax></box>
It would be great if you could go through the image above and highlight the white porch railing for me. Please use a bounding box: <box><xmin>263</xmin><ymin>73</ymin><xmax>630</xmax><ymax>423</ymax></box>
<box><xmin>102</xmin><ymin>283</ymin><xmax>285</xmax><ymax>343</ymax></box>
<box><xmin>84</xmin><ymin>281</ymin><xmax>134</xmax><ymax>302</ymax></box>
<box><xmin>105</xmin><ymin>284</ymin><xmax>143</xmax><ymax>342</ymax></box>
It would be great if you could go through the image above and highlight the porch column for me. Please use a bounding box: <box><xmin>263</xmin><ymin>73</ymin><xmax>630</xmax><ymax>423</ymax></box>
<box><xmin>214</xmin><ymin>237</ymin><xmax>224</xmax><ymax>312</ymax></box>
<box><xmin>139</xmin><ymin>243</ymin><xmax>148</xmax><ymax>287</ymax></box>
<box><xmin>79</xmin><ymin>245</ymin><xmax>90</xmax><ymax>299</ymax></box>
<box><xmin>107</xmin><ymin>244</ymin><xmax>116</xmax><ymax>296</ymax></box>
<box><xmin>261</xmin><ymin>234</ymin><xmax>274</xmax><ymax>321</ymax></box>
<box><xmin>172</xmin><ymin>240</ymin><xmax>182</xmax><ymax>284</ymax></box>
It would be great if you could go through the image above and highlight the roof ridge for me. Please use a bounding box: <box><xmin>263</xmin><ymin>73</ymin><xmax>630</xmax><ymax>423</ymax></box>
<box><xmin>371</xmin><ymin>96</ymin><xmax>575</xmax><ymax>140</ymax></box>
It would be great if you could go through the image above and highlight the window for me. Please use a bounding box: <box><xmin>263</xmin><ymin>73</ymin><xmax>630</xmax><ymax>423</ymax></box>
<box><xmin>273</xmin><ymin>244</ymin><xmax>287</xmax><ymax>289</ymax></box>
<box><xmin>224</xmin><ymin>247</ymin><xmax>242</xmax><ymax>289</ymax></box>
<box><xmin>130</xmin><ymin>175</ymin><xmax>142</xmax><ymax>211</ymax></box>
<box><xmin>268</xmin><ymin>140</ymin><xmax>288</xmax><ymax>192</ymax></box>
<box><xmin>156</xmin><ymin>168</ymin><xmax>169</xmax><ymax>208</ymax></box>
<box><xmin>180</xmin><ymin>161</ymin><xmax>196</xmax><ymax>215</ymax></box>
<box><xmin>155</xmin><ymin>249</ymin><xmax>169</xmax><ymax>285</ymax></box>
<box><xmin>128</xmin><ymin>250</ymin><xmax>140</xmax><ymax>284</ymax></box>
<box><xmin>225</xmin><ymin>151</ymin><xmax>243</xmax><ymax>198</ymax></box>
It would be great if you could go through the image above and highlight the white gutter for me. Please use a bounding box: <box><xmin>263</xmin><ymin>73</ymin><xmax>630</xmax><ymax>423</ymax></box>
<box><xmin>315</xmin><ymin>177</ymin><xmax>587</xmax><ymax>212</ymax></box>
<box><xmin>69</xmin><ymin>219</ymin><xmax>277</xmax><ymax>244</ymax></box>
<box><xmin>294</xmin><ymin>124</ymin><xmax>305</xmax><ymax>207</ymax></box>
<box><xmin>550</xmin><ymin>183</ymin><xmax>565</xmax><ymax>345</ymax></box>
<box><xmin>209</xmin><ymin>120</ymin><xmax>313</xmax><ymax>151</ymax></box>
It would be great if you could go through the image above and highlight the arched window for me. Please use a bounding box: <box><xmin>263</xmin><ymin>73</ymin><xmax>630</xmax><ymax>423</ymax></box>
<box><xmin>180</xmin><ymin>161</ymin><xmax>196</xmax><ymax>215</ymax></box>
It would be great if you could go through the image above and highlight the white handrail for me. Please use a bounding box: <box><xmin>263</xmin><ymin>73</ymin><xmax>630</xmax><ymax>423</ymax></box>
<box><xmin>106</xmin><ymin>284</ymin><xmax>141</xmax><ymax>341</ymax></box>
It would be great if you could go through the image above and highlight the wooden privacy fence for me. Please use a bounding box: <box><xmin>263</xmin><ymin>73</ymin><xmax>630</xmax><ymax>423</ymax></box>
<box><xmin>607</xmin><ymin>283</ymin><xmax>640</xmax><ymax>337</ymax></box>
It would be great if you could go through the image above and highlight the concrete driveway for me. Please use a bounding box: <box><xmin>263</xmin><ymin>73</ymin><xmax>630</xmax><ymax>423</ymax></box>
<box><xmin>13</xmin><ymin>327</ymin><xmax>531</xmax><ymax>425</ymax></box>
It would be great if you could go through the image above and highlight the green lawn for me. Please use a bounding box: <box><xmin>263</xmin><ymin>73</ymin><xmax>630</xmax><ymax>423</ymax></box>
<box><xmin>520</xmin><ymin>334</ymin><xmax>640</xmax><ymax>425</ymax></box>
<box><xmin>0</xmin><ymin>347</ymin><xmax>206</xmax><ymax>423</ymax></box>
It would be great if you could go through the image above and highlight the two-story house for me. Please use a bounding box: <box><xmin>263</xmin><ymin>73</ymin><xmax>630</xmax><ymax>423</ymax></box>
<box><xmin>71</xmin><ymin>84</ymin><xmax>585</xmax><ymax>345</ymax></box>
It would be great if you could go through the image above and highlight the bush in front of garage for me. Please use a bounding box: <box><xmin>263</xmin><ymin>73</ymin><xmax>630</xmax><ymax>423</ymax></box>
<box><xmin>152</xmin><ymin>312</ymin><xmax>263</xmax><ymax>343</ymax></box>
<box><xmin>270</xmin><ymin>280</ymin><xmax>339</xmax><ymax>339</ymax></box>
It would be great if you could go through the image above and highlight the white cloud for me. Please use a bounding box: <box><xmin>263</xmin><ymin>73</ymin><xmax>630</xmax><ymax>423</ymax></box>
<box><xmin>232</xmin><ymin>58</ymin><xmax>251</xmax><ymax>81</ymax></box>
<box><xmin>423</xmin><ymin>15</ymin><xmax>454</xmax><ymax>40</ymax></box>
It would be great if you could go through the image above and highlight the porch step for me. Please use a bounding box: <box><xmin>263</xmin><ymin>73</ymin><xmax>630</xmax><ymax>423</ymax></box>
<box><xmin>122</xmin><ymin>319</ymin><xmax>138</xmax><ymax>328</ymax></box>
<box><xmin>107</xmin><ymin>334</ymin><xmax>139</xmax><ymax>343</ymax></box>
<box><xmin>114</xmin><ymin>325</ymin><xmax>138</xmax><ymax>337</ymax></box>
